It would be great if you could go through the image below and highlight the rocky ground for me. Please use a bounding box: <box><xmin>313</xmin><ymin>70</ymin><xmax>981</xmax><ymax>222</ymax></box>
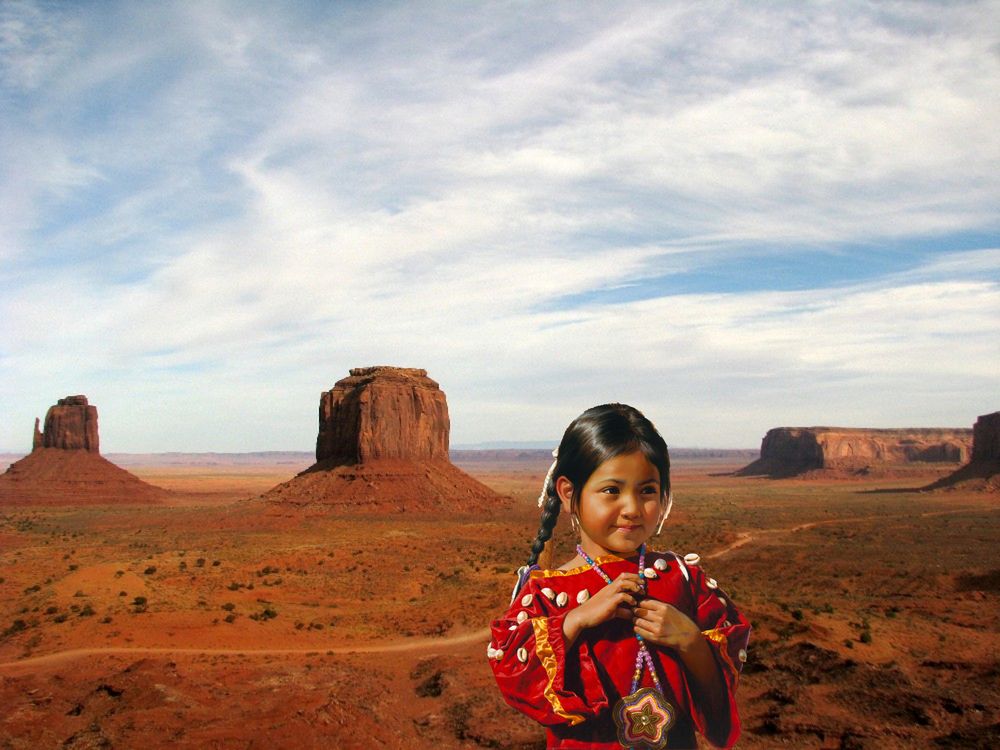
<box><xmin>1</xmin><ymin>454</ymin><xmax>997</xmax><ymax>749</ymax></box>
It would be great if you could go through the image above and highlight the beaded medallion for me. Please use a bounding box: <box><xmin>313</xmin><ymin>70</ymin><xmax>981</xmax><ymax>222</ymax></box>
<box><xmin>613</xmin><ymin>687</ymin><xmax>675</xmax><ymax>750</ymax></box>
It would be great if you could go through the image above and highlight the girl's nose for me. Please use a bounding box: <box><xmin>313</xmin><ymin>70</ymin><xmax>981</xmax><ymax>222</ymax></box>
<box><xmin>620</xmin><ymin>492</ymin><xmax>642</xmax><ymax>517</ymax></box>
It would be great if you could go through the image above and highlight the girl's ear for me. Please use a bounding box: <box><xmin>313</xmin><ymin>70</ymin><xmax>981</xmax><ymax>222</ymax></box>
<box><xmin>555</xmin><ymin>476</ymin><xmax>574</xmax><ymax>514</ymax></box>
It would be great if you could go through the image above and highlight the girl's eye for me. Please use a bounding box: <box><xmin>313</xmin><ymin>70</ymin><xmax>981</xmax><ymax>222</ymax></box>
<box><xmin>600</xmin><ymin>487</ymin><xmax>619</xmax><ymax>495</ymax></box>
<box><xmin>641</xmin><ymin>486</ymin><xmax>658</xmax><ymax>494</ymax></box>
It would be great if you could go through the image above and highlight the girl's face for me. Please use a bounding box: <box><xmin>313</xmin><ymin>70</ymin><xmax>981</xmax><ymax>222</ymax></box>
<box><xmin>557</xmin><ymin>450</ymin><xmax>664</xmax><ymax>560</ymax></box>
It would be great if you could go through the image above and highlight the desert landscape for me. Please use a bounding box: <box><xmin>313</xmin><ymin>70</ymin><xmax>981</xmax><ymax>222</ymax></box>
<box><xmin>5</xmin><ymin>5</ymin><xmax>998</xmax><ymax>748</ymax></box>
<box><xmin>1</xmin><ymin>376</ymin><xmax>998</xmax><ymax>749</ymax></box>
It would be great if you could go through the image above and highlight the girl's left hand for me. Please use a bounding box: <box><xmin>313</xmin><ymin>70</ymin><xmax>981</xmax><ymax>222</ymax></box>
<box><xmin>633</xmin><ymin>599</ymin><xmax>702</xmax><ymax>653</ymax></box>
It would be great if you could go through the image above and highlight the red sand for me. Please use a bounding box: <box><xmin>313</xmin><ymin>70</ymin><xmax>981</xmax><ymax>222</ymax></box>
<box><xmin>0</xmin><ymin>453</ymin><xmax>997</xmax><ymax>748</ymax></box>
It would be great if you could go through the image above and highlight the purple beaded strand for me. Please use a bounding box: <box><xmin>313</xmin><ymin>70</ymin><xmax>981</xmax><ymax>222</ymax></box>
<box><xmin>574</xmin><ymin>543</ymin><xmax>663</xmax><ymax>694</ymax></box>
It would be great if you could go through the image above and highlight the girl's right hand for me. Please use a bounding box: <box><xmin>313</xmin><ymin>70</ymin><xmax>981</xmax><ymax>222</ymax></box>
<box><xmin>562</xmin><ymin>572</ymin><xmax>643</xmax><ymax>645</ymax></box>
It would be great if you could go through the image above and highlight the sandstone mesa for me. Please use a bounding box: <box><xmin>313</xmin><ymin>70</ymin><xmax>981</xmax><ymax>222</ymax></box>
<box><xmin>927</xmin><ymin>411</ymin><xmax>1000</xmax><ymax>492</ymax></box>
<box><xmin>738</xmin><ymin>426</ymin><xmax>973</xmax><ymax>478</ymax></box>
<box><xmin>264</xmin><ymin>366</ymin><xmax>506</xmax><ymax>511</ymax></box>
<box><xmin>0</xmin><ymin>395</ymin><xmax>166</xmax><ymax>505</ymax></box>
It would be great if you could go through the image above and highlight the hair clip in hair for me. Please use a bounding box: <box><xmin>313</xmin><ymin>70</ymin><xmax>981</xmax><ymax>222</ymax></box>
<box><xmin>656</xmin><ymin>491</ymin><xmax>673</xmax><ymax>534</ymax></box>
<box><xmin>536</xmin><ymin>447</ymin><xmax>559</xmax><ymax>508</ymax></box>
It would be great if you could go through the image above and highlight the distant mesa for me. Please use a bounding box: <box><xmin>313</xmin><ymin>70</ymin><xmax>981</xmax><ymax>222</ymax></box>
<box><xmin>737</xmin><ymin>426</ymin><xmax>973</xmax><ymax>478</ymax></box>
<box><xmin>926</xmin><ymin>411</ymin><xmax>1000</xmax><ymax>492</ymax></box>
<box><xmin>263</xmin><ymin>366</ymin><xmax>506</xmax><ymax>511</ymax></box>
<box><xmin>0</xmin><ymin>395</ymin><xmax>166</xmax><ymax>505</ymax></box>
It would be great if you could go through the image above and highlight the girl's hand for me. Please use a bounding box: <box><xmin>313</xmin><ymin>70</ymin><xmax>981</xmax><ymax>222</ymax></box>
<box><xmin>633</xmin><ymin>599</ymin><xmax>702</xmax><ymax>652</ymax></box>
<box><xmin>562</xmin><ymin>573</ymin><xmax>642</xmax><ymax>645</ymax></box>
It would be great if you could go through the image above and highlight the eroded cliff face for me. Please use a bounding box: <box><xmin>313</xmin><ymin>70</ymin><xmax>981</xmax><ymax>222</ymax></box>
<box><xmin>34</xmin><ymin>395</ymin><xmax>100</xmax><ymax>453</ymax></box>
<box><xmin>315</xmin><ymin>367</ymin><xmax>449</xmax><ymax>464</ymax></box>
<box><xmin>266</xmin><ymin>366</ymin><xmax>503</xmax><ymax>511</ymax></box>
<box><xmin>739</xmin><ymin>427</ymin><xmax>973</xmax><ymax>477</ymax></box>
<box><xmin>929</xmin><ymin>411</ymin><xmax>1000</xmax><ymax>491</ymax></box>
<box><xmin>971</xmin><ymin>411</ymin><xmax>1000</xmax><ymax>463</ymax></box>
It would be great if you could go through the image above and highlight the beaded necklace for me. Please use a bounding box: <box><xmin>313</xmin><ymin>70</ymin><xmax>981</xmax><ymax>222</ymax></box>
<box><xmin>575</xmin><ymin>542</ymin><xmax>675</xmax><ymax>750</ymax></box>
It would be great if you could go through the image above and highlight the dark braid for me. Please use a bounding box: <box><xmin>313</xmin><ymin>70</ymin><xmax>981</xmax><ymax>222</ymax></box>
<box><xmin>527</xmin><ymin>493</ymin><xmax>561</xmax><ymax>567</ymax></box>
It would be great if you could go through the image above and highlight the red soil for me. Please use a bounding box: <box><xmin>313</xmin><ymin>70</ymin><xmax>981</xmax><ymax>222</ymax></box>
<box><xmin>262</xmin><ymin>458</ymin><xmax>508</xmax><ymax>513</ymax></box>
<box><xmin>0</xmin><ymin>453</ymin><xmax>997</xmax><ymax>748</ymax></box>
<box><xmin>0</xmin><ymin>448</ymin><xmax>168</xmax><ymax>505</ymax></box>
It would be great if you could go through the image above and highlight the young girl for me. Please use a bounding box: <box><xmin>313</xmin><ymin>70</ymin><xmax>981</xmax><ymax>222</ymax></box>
<box><xmin>489</xmin><ymin>404</ymin><xmax>750</xmax><ymax>750</ymax></box>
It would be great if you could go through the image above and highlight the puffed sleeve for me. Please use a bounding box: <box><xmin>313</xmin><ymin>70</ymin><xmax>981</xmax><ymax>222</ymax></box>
<box><xmin>488</xmin><ymin>575</ymin><xmax>610</xmax><ymax>726</ymax></box>
<box><xmin>674</xmin><ymin>554</ymin><xmax>751</xmax><ymax>749</ymax></box>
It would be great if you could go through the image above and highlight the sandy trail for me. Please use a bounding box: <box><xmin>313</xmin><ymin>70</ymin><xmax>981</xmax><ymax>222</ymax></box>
<box><xmin>704</xmin><ymin>505</ymin><xmax>998</xmax><ymax>560</ymax></box>
<box><xmin>0</xmin><ymin>627</ymin><xmax>492</xmax><ymax>674</ymax></box>
<box><xmin>3</xmin><ymin>504</ymin><xmax>994</xmax><ymax>673</ymax></box>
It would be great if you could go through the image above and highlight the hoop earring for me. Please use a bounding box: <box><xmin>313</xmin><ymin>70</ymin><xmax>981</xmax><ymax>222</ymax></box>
<box><xmin>571</xmin><ymin>514</ymin><xmax>580</xmax><ymax>532</ymax></box>
<box><xmin>656</xmin><ymin>514</ymin><xmax>666</xmax><ymax>535</ymax></box>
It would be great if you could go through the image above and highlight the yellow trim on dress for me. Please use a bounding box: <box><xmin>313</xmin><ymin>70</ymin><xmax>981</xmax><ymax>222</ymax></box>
<box><xmin>701</xmin><ymin>628</ymin><xmax>739</xmax><ymax>683</ymax></box>
<box><xmin>529</xmin><ymin>550</ymin><xmax>665</xmax><ymax>579</ymax></box>
<box><xmin>531</xmin><ymin>617</ymin><xmax>585</xmax><ymax>725</ymax></box>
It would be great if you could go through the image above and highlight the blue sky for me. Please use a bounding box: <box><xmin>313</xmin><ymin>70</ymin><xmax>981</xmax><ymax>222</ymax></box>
<box><xmin>1</xmin><ymin>1</ymin><xmax>998</xmax><ymax>452</ymax></box>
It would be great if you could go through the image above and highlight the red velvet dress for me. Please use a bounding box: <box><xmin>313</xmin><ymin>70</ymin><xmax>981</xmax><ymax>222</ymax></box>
<box><xmin>489</xmin><ymin>550</ymin><xmax>750</xmax><ymax>749</ymax></box>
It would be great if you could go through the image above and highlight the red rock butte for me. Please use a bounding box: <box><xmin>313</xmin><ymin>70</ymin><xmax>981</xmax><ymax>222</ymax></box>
<box><xmin>927</xmin><ymin>411</ymin><xmax>1000</xmax><ymax>491</ymax></box>
<box><xmin>264</xmin><ymin>367</ymin><xmax>506</xmax><ymax>511</ymax></box>
<box><xmin>737</xmin><ymin>426</ymin><xmax>973</xmax><ymax>478</ymax></box>
<box><xmin>0</xmin><ymin>395</ymin><xmax>166</xmax><ymax>505</ymax></box>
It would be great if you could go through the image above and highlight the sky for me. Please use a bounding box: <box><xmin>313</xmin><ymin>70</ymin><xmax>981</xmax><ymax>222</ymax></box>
<box><xmin>1</xmin><ymin>1</ymin><xmax>998</xmax><ymax>452</ymax></box>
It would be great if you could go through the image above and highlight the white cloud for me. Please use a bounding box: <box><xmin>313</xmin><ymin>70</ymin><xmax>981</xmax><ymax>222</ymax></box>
<box><xmin>1</xmin><ymin>1</ymin><xmax>998</xmax><ymax>451</ymax></box>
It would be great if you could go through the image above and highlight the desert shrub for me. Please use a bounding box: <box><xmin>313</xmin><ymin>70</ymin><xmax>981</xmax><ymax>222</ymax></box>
<box><xmin>118</xmin><ymin>591</ymin><xmax>127</xmax><ymax>597</ymax></box>
<box><xmin>212</xmin><ymin>560</ymin><xmax>221</xmax><ymax>566</ymax></box>
<box><xmin>79</xmin><ymin>604</ymin><xmax>95</xmax><ymax>617</ymax></box>
<box><xmin>45</xmin><ymin>606</ymin><xmax>59</xmax><ymax>615</ymax></box>
<box><xmin>250</xmin><ymin>607</ymin><xmax>277</xmax><ymax>622</ymax></box>
<box><xmin>68</xmin><ymin>564</ymin><xmax>78</xmax><ymax>571</ymax></box>
<box><xmin>791</xmin><ymin>609</ymin><xmax>804</xmax><ymax>621</ymax></box>
<box><xmin>2</xmin><ymin>619</ymin><xmax>28</xmax><ymax>637</ymax></box>
<box><xmin>227</xmin><ymin>581</ymin><xmax>241</xmax><ymax>591</ymax></box>
<box><xmin>143</xmin><ymin>566</ymin><xmax>157</xmax><ymax>575</ymax></box>
<box><xmin>224</xmin><ymin>613</ymin><xmax>236</xmax><ymax>623</ymax></box>
<box><xmin>222</xmin><ymin>603</ymin><xmax>236</xmax><ymax>612</ymax></box>
<box><xmin>133</xmin><ymin>596</ymin><xmax>148</xmax><ymax>613</ymax></box>
<box><xmin>196</xmin><ymin>558</ymin><xmax>206</xmax><ymax>568</ymax></box>
<box><xmin>54</xmin><ymin>613</ymin><xmax>68</xmax><ymax>623</ymax></box>
<box><xmin>179</xmin><ymin>561</ymin><xmax>187</xmax><ymax>570</ymax></box>
<box><xmin>100</xmin><ymin>616</ymin><xmax>112</xmax><ymax>624</ymax></box>
<box><xmin>860</xmin><ymin>630</ymin><xmax>872</xmax><ymax>644</ymax></box>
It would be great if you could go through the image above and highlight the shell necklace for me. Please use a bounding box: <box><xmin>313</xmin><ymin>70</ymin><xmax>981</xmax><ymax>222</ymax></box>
<box><xmin>575</xmin><ymin>543</ymin><xmax>675</xmax><ymax>750</ymax></box>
